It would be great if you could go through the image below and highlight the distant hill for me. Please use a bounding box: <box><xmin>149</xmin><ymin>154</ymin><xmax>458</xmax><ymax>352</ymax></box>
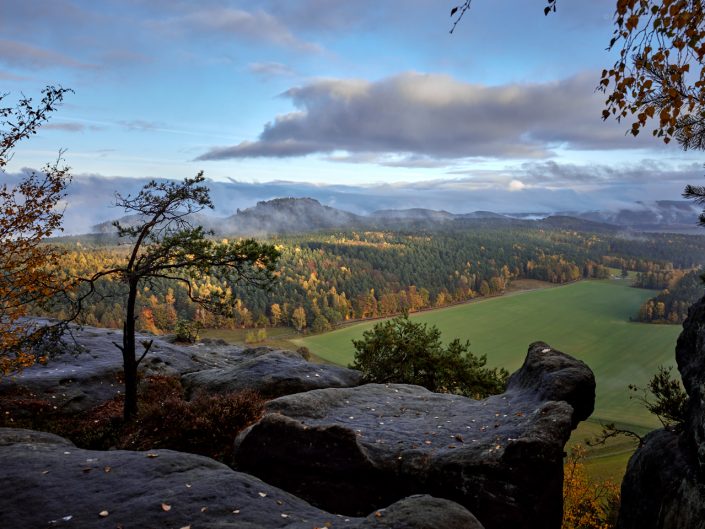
<box><xmin>88</xmin><ymin>197</ymin><xmax>703</xmax><ymax>237</ymax></box>
<box><xmin>370</xmin><ymin>208</ymin><xmax>456</xmax><ymax>222</ymax></box>
<box><xmin>571</xmin><ymin>200</ymin><xmax>701</xmax><ymax>233</ymax></box>
<box><xmin>537</xmin><ymin>215</ymin><xmax>618</xmax><ymax>233</ymax></box>
<box><xmin>220</xmin><ymin>197</ymin><xmax>364</xmax><ymax>235</ymax></box>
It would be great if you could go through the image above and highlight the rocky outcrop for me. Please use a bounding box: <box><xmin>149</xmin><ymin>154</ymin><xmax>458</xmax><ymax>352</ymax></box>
<box><xmin>617</xmin><ymin>296</ymin><xmax>705</xmax><ymax>529</ymax></box>
<box><xmin>0</xmin><ymin>323</ymin><xmax>361</xmax><ymax>413</ymax></box>
<box><xmin>234</xmin><ymin>342</ymin><xmax>595</xmax><ymax>529</ymax></box>
<box><xmin>182</xmin><ymin>348</ymin><xmax>362</xmax><ymax>399</ymax></box>
<box><xmin>0</xmin><ymin>427</ymin><xmax>483</xmax><ymax>529</ymax></box>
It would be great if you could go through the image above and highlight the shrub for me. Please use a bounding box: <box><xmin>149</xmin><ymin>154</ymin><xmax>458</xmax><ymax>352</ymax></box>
<box><xmin>245</xmin><ymin>328</ymin><xmax>267</xmax><ymax>344</ymax></box>
<box><xmin>0</xmin><ymin>376</ymin><xmax>264</xmax><ymax>464</ymax></box>
<box><xmin>296</xmin><ymin>346</ymin><xmax>312</xmax><ymax>361</ymax></box>
<box><xmin>121</xmin><ymin>377</ymin><xmax>264</xmax><ymax>463</ymax></box>
<box><xmin>174</xmin><ymin>320</ymin><xmax>201</xmax><ymax>343</ymax></box>
<box><xmin>350</xmin><ymin>314</ymin><xmax>508</xmax><ymax>399</ymax></box>
<box><xmin>562</xmin><ymin>445</ymin><xmax>620</xmax><ymax>529</ymax></box>
<box><xmin>629</xmin><ymin>365</ymin><xmax>688</xmax><ymax>429</ymax></box>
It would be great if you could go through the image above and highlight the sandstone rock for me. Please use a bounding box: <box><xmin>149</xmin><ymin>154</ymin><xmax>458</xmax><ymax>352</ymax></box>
<box><xmin>182</xmin><ymin>348</ymin><xmax>362</xmax><ymax>399</ymax></box>
<box><xmin>234</xmin><ymin>342</ymin><xmax>595</xmax><ymax>529</ymax></box>
<box><xmin>0</xmin><ymin>427</ymin><xmax>483</xmax><ymax>529</ymax></box>
<box><xmin>0</xmin><ymin>323</ymin><xmax>360</xmax><ymax>413</ymax></box>
<box><xmin>617</xmin><ymin>296</ymin><xmax>705</xmax><ymax>529</ymax></box>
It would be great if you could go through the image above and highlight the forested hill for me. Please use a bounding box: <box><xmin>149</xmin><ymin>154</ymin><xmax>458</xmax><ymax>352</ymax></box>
<box><xmin>43</xmin><ymin>223</ymin><xmax>705</xmax><ymax>335</ymax></box>
<box><xmin>87</xmin><ymin>197</ymin><xmax>703</xmax><ymax>238</ymax></box>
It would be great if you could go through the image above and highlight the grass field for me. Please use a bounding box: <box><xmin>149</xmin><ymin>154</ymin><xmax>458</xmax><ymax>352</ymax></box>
<box><xmin>292</xmin><ymin>279</ymin><xmax>683</xmax><ymax>481</ymax></box>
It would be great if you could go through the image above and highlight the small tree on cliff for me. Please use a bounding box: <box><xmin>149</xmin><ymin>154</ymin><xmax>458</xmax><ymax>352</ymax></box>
<box><xmin>78</xmin><ymin>174</ymin><xmax>280</xmax><ymax>420</ymax></box>
<box><xmin>0</xmin><ymin>86</ymin><xmax>72</xmax><ymax>376</ymax></box>
<box><xmin>351</xmin><ymin>314</ymin><xmax>508</xmax><ymax>398</ymax></box>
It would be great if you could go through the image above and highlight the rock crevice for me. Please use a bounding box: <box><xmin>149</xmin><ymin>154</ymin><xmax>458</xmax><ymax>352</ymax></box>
<box><xmin>617</xmin><ymin>295</ymin><xmax>705</xmax><ymax>529</ymax></box>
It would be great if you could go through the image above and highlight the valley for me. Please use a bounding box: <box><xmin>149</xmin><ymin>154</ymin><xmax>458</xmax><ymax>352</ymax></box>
<box><xmin>291</xmin><ymin>278</ymin><xmax>683</xmax><ymax>481</ymax></box>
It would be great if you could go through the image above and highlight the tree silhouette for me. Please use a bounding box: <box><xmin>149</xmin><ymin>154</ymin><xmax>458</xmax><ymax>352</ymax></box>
<box><xmin>77</xmin><ymin>173</ymin><xmax>280</xmax><ymax>420</ymax></box>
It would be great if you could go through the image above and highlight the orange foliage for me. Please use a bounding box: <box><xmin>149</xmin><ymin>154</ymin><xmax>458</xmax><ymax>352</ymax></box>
<box><xmin>562</xmin><ymin>445</ymin><xmax>620</xmax><ymax>529</ymax></box>
<box><xmin>600</xmin><ymin>0</ymin><xmax>705</xmax><ymax>147</ymax></box>
<box><xmin>0</xmin><ymin>87</ymin><xmax>72</xmax><ymax>376</ymax></box>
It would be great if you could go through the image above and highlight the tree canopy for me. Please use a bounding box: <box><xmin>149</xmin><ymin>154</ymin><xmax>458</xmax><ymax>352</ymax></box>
<box><xmin>76</xmin><ymin>174</ymin><xmax>280</xmax><ymax>420</ymax></box>
<box><xmin>351</xmin><ymin>313</ymin><xmax>508</xmax><ymax>399</ymax></box>
<box><xmin>0</xmin><ymin>86</ymin><xmax>72</xmax><ymax>376</ymax></box>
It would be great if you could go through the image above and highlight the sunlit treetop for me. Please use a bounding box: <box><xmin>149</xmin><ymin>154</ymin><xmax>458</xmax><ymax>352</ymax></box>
<box><xmin>601</xmin><ymin>0</ymin><xmax>705</xmax><ymax>148</ymax></box>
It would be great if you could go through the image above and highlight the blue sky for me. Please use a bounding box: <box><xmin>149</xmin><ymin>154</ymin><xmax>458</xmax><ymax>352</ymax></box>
<box><xmin>2</xmin><ymin>0</ymin><xmax>704</xmax><ymax>232</ymax></box>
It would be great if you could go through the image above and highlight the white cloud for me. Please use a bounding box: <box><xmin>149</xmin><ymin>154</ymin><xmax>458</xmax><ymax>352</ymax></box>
<box><xmin>509</xmin><ymin>179</ymin><xmax>526</xmax><ymax>191</ymax></box>
<box><xmin>197</xmin><ymin>71</ymin><xmax>655</xmax><ymax>163</ymax></box>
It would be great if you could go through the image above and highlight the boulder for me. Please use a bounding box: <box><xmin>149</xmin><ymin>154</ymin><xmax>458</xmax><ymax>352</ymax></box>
<box><xmin>234</xmin><ymin>342</ymin><xmax>595</xmax><ymax>529</ymax></box>
<box><xmin>617</xmin><ymin>295</ymin><xmax>705</xmax><ymax>529</ymax></box>
<box><xmin>182</xmin><ymin>348</ymin><xmax>362</xmax><ymax>399</ymax></box>
<box><xmin>0</xmin><ymin>427</ymin><xmax>483</xmax><ymax>529</ymax></box>
<box><xmin>0</xmin><ymin>323</ymin><xmax>361</xmax><ymax>413</ymax></box>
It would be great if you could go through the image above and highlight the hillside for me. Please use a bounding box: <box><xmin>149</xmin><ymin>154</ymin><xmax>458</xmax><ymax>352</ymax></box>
<box><xmin>88</xmin><ymin>197</ymin><xmax>705</xmax><ymax>237</ymax></box>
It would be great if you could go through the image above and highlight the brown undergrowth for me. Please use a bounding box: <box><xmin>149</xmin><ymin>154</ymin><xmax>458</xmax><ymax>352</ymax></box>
<box><xmin>0</xmin><ymin>376</ymin><xmax>264</xmax><ymax>465</ymax></box>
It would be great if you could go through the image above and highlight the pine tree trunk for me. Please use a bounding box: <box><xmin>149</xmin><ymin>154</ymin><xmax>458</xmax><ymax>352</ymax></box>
<box><xmin>122</xmin><ymin>278</ymin><xmax>138</xmax><ymax>421</ymax></box>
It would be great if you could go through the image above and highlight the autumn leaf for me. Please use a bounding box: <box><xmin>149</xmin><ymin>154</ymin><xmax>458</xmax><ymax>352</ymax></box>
<box><xmin>161</xmin><ymin>503</ymin><xmax>171</xmax><ymax>512</ymax></box>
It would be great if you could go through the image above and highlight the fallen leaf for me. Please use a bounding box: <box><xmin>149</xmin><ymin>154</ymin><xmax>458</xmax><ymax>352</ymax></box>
<box><xmin>200</xmin><ymin>507</ymin><xmax>207</xmax><ymax>513</ymax></box>
<box><xmin>281</xmin><ymin>513</ymin><xmax>289</xmax><ymax>518</ymax></box>
<box><xmin>103</xmin><ymin>466</ymin><xmax>111</xmax><ymax>473</ymax></box>
<box><xmin>232</xmin><ymin>510</ymin><xmax>240</xmax><ymax>514</ymax></box>
<box><xmin>99</xmin><ymin>511</ymin><xmax>109</xmax><ymax>518</ymax></box>
<box><xmin>374</xmin><ymin>511</ymin><xmax>382</xmax><ymax>518</ymax></box>
<box><xmin>146</xmin><ymin>453</ymin><xmax>159</xmax><ymax>458</ymax></box>
<box><xmin>179</xmin><ymin>526</ymin><xmax>191</xmax><ymax>529</ymax></box>
<box><xmin>42</xmin><ymin>470</ymin><xmax>50</xmax><ymax>475</ymax></box>
<box><xmin>276</xmin><ymin>500</ymin><xmax>283</xmax><ymax>505</ymax></box>
<box><xmin>161</xmin><ymin>503</ymin><xmax>171</xmax><ymax>512</ymax></box>
<box><xmin>62</xmin><ymin>515</ymin><xmax>73</xmax><ymax>522</ymax></box>
<box><xmin>258</xmin><ymin>492</ymin><xmax>267</xmax><ymax>498</ymax></box>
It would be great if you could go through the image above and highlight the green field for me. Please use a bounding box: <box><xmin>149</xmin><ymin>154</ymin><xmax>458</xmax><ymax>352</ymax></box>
<box><xmin>293</xmin><ymin>279</ymin><xmax>683</xmax><ymax>480</ymax></box>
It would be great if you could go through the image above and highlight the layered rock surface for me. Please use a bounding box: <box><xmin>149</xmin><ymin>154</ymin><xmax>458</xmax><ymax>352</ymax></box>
<box><xmin>234</xmin><ymin>342</ymin><xmax>595</xmax><ymax>529</ymax></box>
<box><xmin>617</xmin><ymin>296</ymin><xmax>705</xmax><ymax>529</ymax></box>
<box><xmin>0</xmin><ymin>323</ymin><xmax>360</xmax><ymax>413</ymax></box>
<box><xmin>182</xmin><ymin>347</ymin><xmax>361</xmax><ymax>399</ymax></box>
<box><xmin>0</xmin><ymin>428</ymin><xmax>483</xmax><ymax>529</ymax></box>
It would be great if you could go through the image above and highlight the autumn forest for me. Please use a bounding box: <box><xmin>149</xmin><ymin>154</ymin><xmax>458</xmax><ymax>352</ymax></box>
<box><xmin>39</xmin><ymin>222</ymin><xmax>705</xmax><ymax>336</ymax></box>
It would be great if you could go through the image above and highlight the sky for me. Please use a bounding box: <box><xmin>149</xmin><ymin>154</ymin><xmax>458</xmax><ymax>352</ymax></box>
<box><xmin>2</xmin><ymin>0</ymin><xmax>704</xmax><ymax>233</ymax></box>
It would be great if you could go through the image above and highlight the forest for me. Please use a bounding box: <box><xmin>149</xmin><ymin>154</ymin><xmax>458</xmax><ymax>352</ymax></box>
<box><xmin>38</xmin><ymin>224</ymin><xmax>705</xmax><ymax>335</ymax></box>
<box><xmin>635</xmin><ymin>269</ymin><xmax>705</xmax><ymax>324</ymax></box>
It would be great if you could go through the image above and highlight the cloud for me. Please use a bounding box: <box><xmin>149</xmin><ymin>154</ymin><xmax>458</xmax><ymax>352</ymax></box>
<box><xmin>0</xmin><ymin>39</ymin><xmax>95</xmax><ymax>70</ymax></box>
<box><xmin>513</xmin><ymin>160</ymin><xmax>701</xmax><ymax>188</ymax></box>
<box><xmin>509</xmin><ymin>179</ymin><xmax>526</xmax><ymax>191</ymax></box>
<box><xmin>157</xmin><ymin>8</ymin><xmax>322</xmax><ymax>53</ymax></box>
<box><xmin>43</xmin><ymin>122</ymin><xmax>90</xmax><ymax>132</ymax></box>
<box><xmin>119</xmin><ymin>120</ymin><xmax>165</xmax><ymax>132</ymax></box>
<box><xmin>325</xmin><ymin>152</ymin><xmax>453</xmax><ymax>168</ymax></box>
<box><xmin>12</xmin><ymin>158</ymin><xmax>693</xmax><ymax>234</ymax></box>
<box><xmin>0</xmin><ymin>70</ymin><xmax>31</xmax><ymax>81</ymax></box>
<box><xmin>248</xmin><ymin>62</ymin><xmax>296</xmax><ymax>79</ymax></box>
<box><xmin>196</xmin><ymin>72</ymin><xmax>654</xmax><ymax>163</ymax></box>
